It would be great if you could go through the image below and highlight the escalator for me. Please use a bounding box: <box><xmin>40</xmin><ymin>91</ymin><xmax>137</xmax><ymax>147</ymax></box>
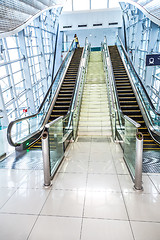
<box><xmin>7</xmin><ymin>43</ymin><xmax>84</xmax><ymax>151</ymax></box>
<box><xmin>30</xmin><ymin>47</ymin><xmax>83</xmax><ymax>149</ymax></box>
<box><xmin>108</xmin><ymin>45</ymin><xmax>160</xmax><ymax>151</ymax></box>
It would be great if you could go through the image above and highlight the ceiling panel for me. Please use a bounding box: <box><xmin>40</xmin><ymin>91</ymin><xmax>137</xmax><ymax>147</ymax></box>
<box><xmin>0</xmin><ymin>0</ymin><xmax>64</xmax><ymax>33</ymax></box>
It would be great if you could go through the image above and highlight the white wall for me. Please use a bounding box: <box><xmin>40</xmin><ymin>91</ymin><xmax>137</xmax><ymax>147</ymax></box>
<box><xmin>59</xmin><ymin>8</ymin><xmax>122</xmax><ymax>47</ymax></box>
<box><xmin>64</xmin><ymin>28</ymin><xmax>118</xmax><ymax>47</ymax></box>
<box><xmin>59</xmin><ymin>8</ymin><xmax>122</xmax><ymax>31</ymax></box>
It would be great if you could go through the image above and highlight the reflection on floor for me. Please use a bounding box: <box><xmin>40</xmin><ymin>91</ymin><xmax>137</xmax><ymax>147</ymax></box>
<box><xmin>0</xmin><ymin>138</ymin><xmax>160</xmax><ymax>240</ymax></box>
<box><xmin>0</xmin><ymin>150</ymin><xmax>43</xmax><ymax>170</ymax></box>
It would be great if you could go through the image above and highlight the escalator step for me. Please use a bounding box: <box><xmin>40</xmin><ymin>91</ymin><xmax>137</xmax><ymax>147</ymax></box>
<box><xmin>119</xmin><ymin>97</ymin><xmax>136</xmax><ymax>99</ymax></box>
<box><xmin>120</xmin><ymin>101</ymin><xmax>137</xmax><ymax>104</ymax></box>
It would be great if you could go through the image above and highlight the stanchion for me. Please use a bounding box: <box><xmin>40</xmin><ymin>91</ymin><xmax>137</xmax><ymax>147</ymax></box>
<box><xmin>134</xmin><ymin>132</ymin><xmax>143</xmax><ymax>191</ymax></box>
<box><xmin>41</xmin><ymin>131</ymin><xmax>51</xmax><ymax>187</ymax></box>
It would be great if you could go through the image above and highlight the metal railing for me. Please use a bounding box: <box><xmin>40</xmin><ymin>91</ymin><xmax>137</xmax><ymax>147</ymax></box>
<box><xmin>41</xmin><ymin>38</ymin><xmax>90</xmax><ymax>186</ymax></box>
<box><xmin>102</xmin><ymin>37</ymin><xmax>143</xmax><ymax>191</ymax></box>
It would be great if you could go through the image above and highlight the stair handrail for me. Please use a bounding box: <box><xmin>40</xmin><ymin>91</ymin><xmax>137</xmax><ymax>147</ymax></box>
<box><xmin>104</xmin><ymin>43</ymin><xmax>124</xmax><ymax>126</ymax></box>
<box><xmin>71</xmin><ymin>38</ymin><xmax>90</xmax><ymax>111</ymax></box>
<box><xmin>102</xmin><ymin>41</ymin><xmax>141</xmax><ymax>130</ymax></box>
<box><xmin>7</xmin><ymin>40</ymin><xmax>74</xmax><ymax>147</ymax></box>
<box><xmin>117</xmin><ymin>35</ymin><xmax>160</xmax><ymax>116</ymax></box>
<box><xmin>66</xmin><ymin>38</ymin><xmax>90</xmax><ymax>131</ymax></box>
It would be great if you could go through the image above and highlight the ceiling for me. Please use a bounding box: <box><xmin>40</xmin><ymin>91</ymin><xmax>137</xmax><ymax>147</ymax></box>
<box><xmin>0</xmin><ymin>0</ymin><xmax>64</xmax><ymax>33</ymax></box>
<box><xmin>122</xmin><ymin>0</ymin><xmax>160</xmax><ymax>25</ymax></box>
<box><xmin>0</xmin><ymin>0</ymin><xmax>160</xmax><ymax>34</ymax></box>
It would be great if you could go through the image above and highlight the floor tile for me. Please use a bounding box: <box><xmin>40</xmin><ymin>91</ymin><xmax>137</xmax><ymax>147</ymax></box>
<box><xmin>131</xmin><ymin>221</ymin><xmax>160</xmax><ymax>240</ymax></box>
<box><xmin>41</xmin><ymin>189</ymin><xmax>85</xmax><ymax>217</ymax></box>
<box><xmin>68</xmin><ymin>143</ymin><xmax>91</xmax><ymax>154</ymax></box>
<box><xmin>18</xmin><ymin>170</ymin><xmax>44</xmax><ymax>189</ymax></box>
<box><xmin>58</xmin><ymin>159</ymin><xmax>88</xmax><ymax>173</ymax></box>
<box><xmin>0</xmin><ymin>213</ymin><xmax>37</xmax><ymax>240</ymax></box>
<box><xmin>66</xmin><ymin>151</ymin><xmax>90</xmax><ymax>161</ymax></box>
<box><xmin>123</xmin><ymin>193</ymin><xmax>160</xmax><ymax>221</ymax></box>
<box><xmin>84</xmin><ymin>191</ymin><xmax>128</xmax><ymax>220</ymax></box>
<box><xmin>0</xmin><ymin>188</ymin><xmax>16</xmax><ymax>208</ymax></box>
<box><xmin>88</xmin><ymin>161</ymin><xmax>116</xmax><ymax>174</ymax></box>
<box><xmin>52</xmin><ymin>173</ymin><xmax>87</xmax><ymax>190</ymax></box>
<box><xmin>81</xmin><ymin>218</ymin><xmax>134</xmax><ymax>240</ymax></box>
<box><xmin>0</xmin><ymin>188</ymin><xmax>50</xmax><ymax>214</ymax></box>
<box><xmin>87</xmin><ymin>174</ymin><xmax>121</xmax><ymax>192</ymax></box>
<box><xmin>28</xmin><ymin>216</ymin><xmax>81</xmax><ymax>240</ymax></box>
<box><xmin>90</xmin><ymin>142</ymin><xmax>110</xmax><ymax>153</ymax></box>
<box><xmin>90</xmin><ymin>151</ymin><xmax>113</xmax><ymax>162</ymax></box>
<box><xmin>0</xmin><ymin>169</ymin><xmax>30</xmax><ymax>188</ymax></box>
<box><xmin>118</xmin><ymin>175</ymin><xmax>158</xmax><ymax>194</ymax></box>
<box><xmin>114</xmin><ymin>159</ymin><xmax>129</xmax><ymax>174</ymax></box>
<box><xmin>149</xmin><ymin>175</ymin><xmax>160</xmax><ymax>193</ymax></box>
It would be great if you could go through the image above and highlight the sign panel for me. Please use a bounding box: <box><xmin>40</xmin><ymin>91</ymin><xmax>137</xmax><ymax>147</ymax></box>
<box><xmin>146</xmin><ymin>54</ymin><xmax>160</xmax><ymax>66</ymax></box>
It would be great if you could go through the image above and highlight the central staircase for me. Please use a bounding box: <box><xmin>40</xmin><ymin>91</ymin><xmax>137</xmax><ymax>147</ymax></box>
<box><xmin>78</xmin><ymin>51</ymin><xmax>112</xmax><ymax>137</ymax></box>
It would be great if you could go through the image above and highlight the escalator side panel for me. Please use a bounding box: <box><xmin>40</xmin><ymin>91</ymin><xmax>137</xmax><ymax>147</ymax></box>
<box><xmin>29</xmin><ymin>48</ymin><xmax>83</xmax><ymax>149</ymax></box>
<box><xmin>108</xmin><ymin>45</ymin><xmax>160</xmax><ymax>150</ymax></box>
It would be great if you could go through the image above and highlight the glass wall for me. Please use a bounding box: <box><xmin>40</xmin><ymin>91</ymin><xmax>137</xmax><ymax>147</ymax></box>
<box><xmin>0</xmin><ymin>7</ymin><xmax>61</xmax><ymax>125</ymax></box>
<box><xmin>63</xmin><ymin>0</ymin><xmax>120</xmax><ymax>12</ymax></box>
<box><xmin>120</xmin><ymin>2</ymin><xmax>160</xmax><ymax>112</ymax></box>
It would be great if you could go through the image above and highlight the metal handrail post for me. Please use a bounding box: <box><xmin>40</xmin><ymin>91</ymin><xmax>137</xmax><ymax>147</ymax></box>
<box><xmin>41</xmin><ymin>131</ymin><xmax>51</xmax><ymax>187</ymax></box>
<box><xmin>134</xmin><ymin>132</ymin><xmax>143</xmax><ymax>191</ymax></box>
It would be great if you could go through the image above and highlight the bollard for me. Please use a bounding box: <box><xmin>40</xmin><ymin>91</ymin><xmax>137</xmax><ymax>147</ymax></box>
<box><xmin>134</xmin><ymin>132</ymin><xmax>143</xmax><ymax>191</ymax></box>
<box><xmin>41</xmin><ymin>131</ymin><xmax>51</xmax><ymax>187</ymax></box>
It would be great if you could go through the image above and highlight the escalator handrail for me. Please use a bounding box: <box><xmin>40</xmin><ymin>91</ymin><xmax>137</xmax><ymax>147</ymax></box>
<box><xmin>117</xmin><ymin>35</ymin><xmax>160</xmax><ymax>116</ymax></box>
<box><xmin>7</xmin><ymin>40</ymin><xmax>74</xmax><ymax>147</ymax></box>
<box><xmin>105</xmin><ymin>44</ymin><xmax>124</xmax><ymax>119</ymax></box>
<box><xmin>70</xmin><ymin>46</ymin><xmax>86</xmax><ymax>111</ymax></box>
<box><xmin>66</xmin><ymin>38</ymin><xmax>90</xmax><ymax>129</ymax></box>
<box><xmin>102</xmin><ymin>42</ymin><xmax>140</xmax><ymax>129</ymax></box>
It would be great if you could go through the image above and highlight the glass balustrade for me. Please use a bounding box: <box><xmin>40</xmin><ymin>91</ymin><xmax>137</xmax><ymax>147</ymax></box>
<box><xmin>48</xmin><ymin>118</ymin><xmax>64</xmax><ymax>176</ymax></box>
<box><xmin>0</xmin><ymin>117</ymin><xmax>6</xmax><ymax>159</ymax></box>
<box><xmin>116</xmin><ymin>37</ymin><xmax>160</xmax><ymax>136</ymax></box>
<box><xmin>42</xmin><ymin>39</ymin><xmax>90</xmax><ymax>183</ymax></box>
<box><xmin>101</xmin><ymin>39</ymin><xmax>142</xmax><ymax>183</ymax></box>
<box><xmin>8</xmin><ymin>41</ymin><xmax>75</xmax><ymax>146</ymax></box>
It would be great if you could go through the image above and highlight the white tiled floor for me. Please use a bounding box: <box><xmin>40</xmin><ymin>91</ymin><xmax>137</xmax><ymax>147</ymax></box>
<box><xmin>1</xmin><ymin>50</ymin><xmax>160</xmax><ymax>239</ymax></box>
<box><xmin>1</xmin><ymin>140</ymin><xmax>160</xmax><ymax>239</ymax></box>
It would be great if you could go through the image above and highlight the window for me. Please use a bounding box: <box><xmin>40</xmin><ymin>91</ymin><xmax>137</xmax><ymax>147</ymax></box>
<box><xmin>91</xmin><ymin>0</ymin><xmax>107</xmax><ymax>9</ymax></box>
<box><xmin>63</xmin><ymin>0</ymin><xmax>72</xmax><ymax>11</ymax></box>
<box><xmin>73</xmin><ymin>0</ymin><xmax>90</xmax><ymax>11</ymax></box>
<box><xmin>109</xmin><ymin>0</ymin><xmax>120</xmax><ymax>8</ymax></box>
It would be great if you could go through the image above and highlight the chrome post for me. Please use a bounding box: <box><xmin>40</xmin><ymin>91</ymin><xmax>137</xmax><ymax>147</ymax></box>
<box><xmin>41</xmin><ymin>130</ymin><xmax>51</xmax><ymax>187</ymax></box>
<box><xmin>134</xmin><ymin>132</ymin><xmax>143</xmax><ymax>191</ymax></box>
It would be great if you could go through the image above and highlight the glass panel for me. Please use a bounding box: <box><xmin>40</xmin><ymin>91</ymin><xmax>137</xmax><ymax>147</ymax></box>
<box><xmin>62</xmin><ymin>0</ymin><xmax>72</xmax><ymax>12</ymax></box>
<box><xmin>117</xmin><ymin>37</ymin><xmax>160</xmax><ymax>138</ymax></box>
<box><xmin>10</xmin><ymin>41</ymin><xmax>75</xmax><ymax>144</ymax></box>
<box><xmin>8</xmin><ymin>49</ymin><xmax>19</xmax><ymax>61</ymax></box>
<box><xmin>6</xmin><ymin>37</ymin><xmax>17</xmax><ymax>48</ymax></box>
<box><xmin>123</xmin><ymin>118</ymin><xmax>137</xmax><ymax>177</ymax></box>
<box><xmin>0</xmin><ymin>117</ymin><xmax>6</xmax><ymax>159</ymax></box>
<box><xmin>49</xmin><ymin>119</ymin><xmax>64</xmax><ymax>176</ymax></box>
<box><xmin>109</xmin><ymin>0</ymin><xmax>120</xmax><ymax>8</ymax></box>
<box><xmin>91</xmin><ymin>0</ymin><xmax>107</xmax><ymax>9</ymax></box>
<box><xmin>3</xmin><ymin>89</ymin><xmax>12</xmax><ymax>104</ymax></box>
<box><xmin>11</xmin><ymin>62</ymin><xmax>21</xmax><ymax>73</ymax></box>
<box><xmin>73</xmin><ymin>0</ymin><xmax>90</xmax><ymax>11</ymax></box>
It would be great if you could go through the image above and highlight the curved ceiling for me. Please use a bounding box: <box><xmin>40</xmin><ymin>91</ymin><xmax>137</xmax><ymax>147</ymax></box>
<box><xmin>122</xmin><ymin>0</ymin><xmax>160</xmax><ymax>26</ymax></box>
<box><xmin>0</xmin><ymin>0</ymin><xmax>65</xmax><ymax>33</ymax></box>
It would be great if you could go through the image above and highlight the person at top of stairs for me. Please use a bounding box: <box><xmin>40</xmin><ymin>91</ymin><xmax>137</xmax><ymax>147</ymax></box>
<box><xmin>74</xmin><ymin>34</ymin><xmax>79</xmax><ymax>48</ymax></box>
